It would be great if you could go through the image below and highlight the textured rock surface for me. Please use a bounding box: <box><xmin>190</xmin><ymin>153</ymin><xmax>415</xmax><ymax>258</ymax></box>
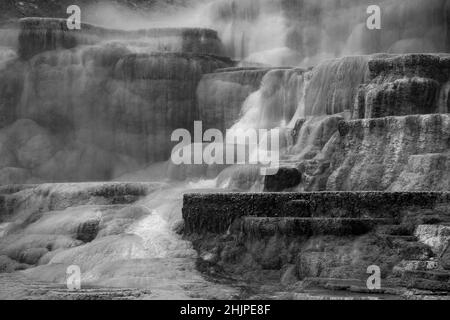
<box><xmin>240</xmin><ymin>217</ymin><xmax>390</xmax><ymax>238</ymax></box>
<box><xmin>390</xmin><ymin>153</ymin><xmax>450</xmax><ymax>191</ymax></box>
<box><xmin>0</xmin><ymin>0</ymin><xmax>449</xmax><ymax>301</ymax></box>
<box><xmin>0</xmin><ymin>18</ymin><xmax>233</xmax><ymax>184</ymax></box>
<box><xmin>0</xmin><ymin>182</ymin><xmax>161</xmax><ymax>222</ymax></box>
<box><xmin>414</xmin><ymin>225</ymin><xmax>450</xmax><ymax>255</ymax></box>
<box><xmin>327</xmin><ymin>114</ymin><xmax>450</xmax><ymax>191</ymax></box>
<box><xmin>0</xmin><ymin>182</ymin><xmax>239</xmax><ymax>300</ymax></box>
<box><xmin>183</xmin><ymin>192</ymin><xmax>450</xmax><ymax>235</ymax></box>
<box><xmin>442</xmin><ymin>247</ymin><xmax>450</xmax><ymax>270</ymax></box>
<box><xmin>0</xmin><ymin>182</ymin><xmax>157</xmax><ymax>276</ymax></box>
<box><xmin>214</xmin><ymin>54</ymin><xmax>450</xmax><ymax>195</ymax></box>
<box><xmin>183</xmin><ymin>191</ymin><xmax>450</xmax><ymax>294</ymax></box>
<box><xmin>354</xmin><ymin>54</ymin><xmax>450</xmax><ymax>118</ymax></box>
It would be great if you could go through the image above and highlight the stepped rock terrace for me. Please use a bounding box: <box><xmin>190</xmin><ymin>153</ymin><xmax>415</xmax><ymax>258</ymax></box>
<box><xmin>0</xmin><ymin>0</ymin><xmax>449</xmax><ymax>300</ymax></box>
<box><xmin>183</xmin><ymin>191</ymin><xmax>450</xmax><ymax>296</ymax></box>
<box><xmin>1</xmin><ymin>17</ymin><xmax>226</xmax><ymax>59</ymax></box>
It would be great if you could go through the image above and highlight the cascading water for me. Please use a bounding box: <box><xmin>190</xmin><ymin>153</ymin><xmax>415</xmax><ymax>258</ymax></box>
<box><xmin>195</xmin><ymin>0</ymin><xmax>450</xmax><ymax>67</ymax></box>
<box><xmin>12</xmin><ymin>181</ymin><xmax>236</xmax><ymax>299</ymax></box>
<box><xmin>202</xmin><ymin>0</ymin><xmax>291</xmax><ymax>64</ymax></box>
<box><xmin>70</xmin><ymin>0</ymin><xmax>450</xmax><ymax>67</ymax></box>
<box><xmin>0</xmin><ymin>0</ymin><xmax>449</xmax><ymax>299</ymax></box>
<box><xmin>0</xmin><ymin>18</ymin><xmax>231</xmax><ymax>184</ymax></box>
<box><xmin>441</xmin><ymin>82</ymin><xmax>450</xmax><ymax>113</ymax></box>
<box><xmin>228</xmin><ymin>68</ymin><xmax>305</xmax><ymax>132</ymax></box>
<box><xmin>0</xmin><ymin>46</ymin><xmax>15</xmax><ymax>62</ymax></box>
<box><xmin>90</xmin><ymin>181</ymin><xmax>232</xmax><ymax>298</ymax></box>
<box><xmin>217</xmin><ymin>55</ymin><xmax>370</xmax><ymax>189</ymax></box>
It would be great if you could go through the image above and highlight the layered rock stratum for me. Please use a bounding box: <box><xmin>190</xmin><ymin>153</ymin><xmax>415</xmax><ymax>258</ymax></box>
<box><xmin>0</xmin><ymin>17</ymin><xmax>233</xmax><ymax>184</ymax></box>
<box><xmin>0</xmin><ymin>0</ymin><xmax>449</xmax><ymax>300</ymax></box>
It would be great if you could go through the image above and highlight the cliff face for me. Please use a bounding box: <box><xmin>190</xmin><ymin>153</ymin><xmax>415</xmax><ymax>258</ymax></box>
<box><xmin>0</xmin><ymin>18</ymin><xmax>232</xmax><ymax>184</ymax></box>
<box><xmin>322</xmin><ymin>54</ymin><xmax>450</xmax><ymax>192</ymax></box>
<box><xmin>197</xmin><ymin>53</ymin><xmax>450</xmax><ymax>192</ymax></box>
<box><xmin>354</xmin><ymin>54</ymin><xmax>450</xmax><ymax>118</ymax></box>
<box><xmin>327</xmin><ymin>114</ymin><xmax>450</xmax><ymax>191</ymax></box>
<box><xmin>183</xmin><ymin>54</ymin><xmax>450</xmax><ymax>296</ymax></box>
<box><xmin>183</xmin><ymin>191</ymin><xmax>450</xmax><ymax>293</ymax></box>
<box><xmin>0</xmin><ymin>8</ymin><xmax>449</xmax><ymax>191</ymax></box>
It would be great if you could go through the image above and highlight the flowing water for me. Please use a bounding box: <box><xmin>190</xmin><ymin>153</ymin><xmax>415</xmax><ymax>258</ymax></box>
<box><xmin>0</xmin><ymin>0</ymin><xmax>449</xmax><ymax>299</ymax></box>
<box><xmin>9</xmin><ymin>180</ymin><xmax>238</xmax><ymax>299</ymax></box>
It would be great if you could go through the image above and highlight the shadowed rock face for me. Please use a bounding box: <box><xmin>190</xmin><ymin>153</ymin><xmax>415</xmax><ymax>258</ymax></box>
<box><xmin>183</xmin><ymin>191</ymin><xmax>450</xmax><ymax>292</ymax></box>
<box><xmin>264</xmin><ymin>167</ymin><xmax>302</xmax><ymax>192</ymax></box>
<box><xmin>183</xmin><ymin>192</ymin><xmax>450</xmax><ymax>234</ymax></box>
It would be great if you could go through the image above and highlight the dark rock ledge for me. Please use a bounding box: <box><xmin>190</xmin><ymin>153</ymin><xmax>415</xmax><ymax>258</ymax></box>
<box><xmin>183</xmin><ymin>192</ymin><xmax>450</xmax><ymax>234</ymax></box>
<box><xmin>183</xmin><ymin>192</ymin><xmax>450</xmax><ymax>297</ymax></box>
